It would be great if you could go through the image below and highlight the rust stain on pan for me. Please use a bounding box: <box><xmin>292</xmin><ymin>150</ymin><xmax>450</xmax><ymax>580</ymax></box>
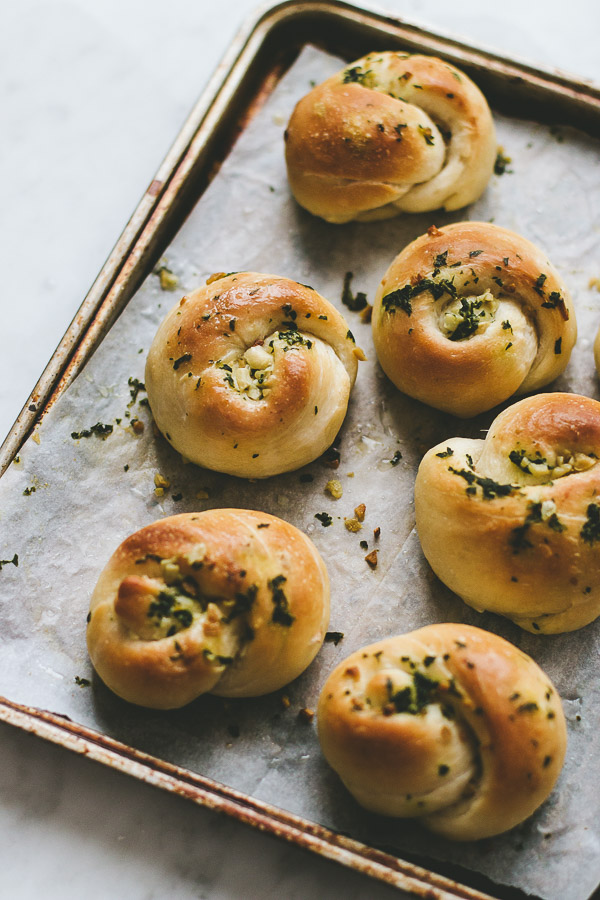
<box><xmin>147</xmin><ymin>179</ymin><xmax>163</xmax><ymax>197</ymax></box>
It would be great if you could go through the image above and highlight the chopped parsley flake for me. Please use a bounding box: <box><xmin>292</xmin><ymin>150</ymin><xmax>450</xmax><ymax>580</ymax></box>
<box><xmin>315</xmin><ymin>512</ymin><xmax>333</xmax><ymax>527</ymax></box>
<box><xmin>268</xmin><ymin>574</ymin><xmax>295</xmax><ymax>626</ymax></box>
<box><xmin>382</xmin><ymin>276</ymin><xmax>457</xmax><ymax>316</ymax></box>
<box><xmin>0</xmin><ymin>554</ymin><xmax>18</xmax><ymax>571</ymax></box>
<box><xmin>128</xmin><ymin>377</ymin><xmax>146</xmax><ymax>406</ymax></box>
<box><xmin>581</xmin><ymin>503</ymin><xmax>600</xmax><ymax>544</ymax></box>
<box><xmin>449</xmin><ymin>467</ymin><xmax>516</xmax><ymax>500</ymax></box>
<box><xmin>446</xmin><ymin>297</ymin><xmax>488</xmax><ymax>341</ymax></box>
<box><xmin>341</xmin><ymin>272</ymin><xmax>368</xmax><ymax>312</ymax></box>
<box><xmin>342</xmin><ymin>66</ymin><xmax>371</xmax><ymax>85</ymax></box>
<box><xmin>494</xmin><ymin>151</ymin><xmax>512</xmax><ymax>175</ymax></box>
<box><xmin>71</xmin><ymin>422</ymin><xmax>114</xmax><ymax>440</ymax></box>
<box><xmin>277</xmin><ymin>324</ymin><xmax>313</xmax><ymax>349</ymax></box>
<box><xmin>325</xmin><ymin>631</ymin><xmax>344</xmax><ymax>645</ymax></box>
<box><xmin>541</xmin><ymin>291</ymin><xmax>569</xmax><ymax>321</ymax></box>
<box><xmin>221</xmin><ymin>584</ymin><xmax>259</xmax><ymax>624</ymax></box>
<box><xmin>386</xmin><ymin>670</ymin><xmax>439</xmax><ymax>715</ymax></box>
<box><xmin>173</xmin><ymin>353</ymin><xmax>192</xmax><ymax>371</ymax></box>
<box><xmin>436</xmin><ymin>447</ymin><xmax>454</xmax><ymax>458</ymax></box>
<box><xmin>510</xmin><ymin>501</ymin><xmax>565</xmax><ymax>553</ymax></box>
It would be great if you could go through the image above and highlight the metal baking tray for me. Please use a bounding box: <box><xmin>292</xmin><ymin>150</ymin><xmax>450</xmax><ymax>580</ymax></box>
<box><xmin>2</xmin><ymin>3</ymin><xmax>600</xmax><ymax>898</ymax></box>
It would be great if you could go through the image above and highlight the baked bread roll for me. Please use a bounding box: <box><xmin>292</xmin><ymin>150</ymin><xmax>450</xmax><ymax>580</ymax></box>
<box><xmin>318</xmin><ymin>624</ymin><xmax>566</xmax><ymax>840</ymax></box>
<box><xmin>285</xmin><ymin>52</ymin><xmax>496</xmax><ymax>223</ymax></box>
<box><xmin>87</xmin><ymin>510</ymin><xmax>330</xmax><ymax>708</ymax></box>
<box><xmin>145</xmin><ymin>273</ymin><xmax>362</xmax><ymax>478</ymax></box>
<box><xmin>372</xmin><ymin>222</ymin><xmax>576</xmax><ymax>417</ymax></box>
<box><xmin>415</xmin><ymin>393</ymin><xmax>600</xmax><ymax>633</ymax></box>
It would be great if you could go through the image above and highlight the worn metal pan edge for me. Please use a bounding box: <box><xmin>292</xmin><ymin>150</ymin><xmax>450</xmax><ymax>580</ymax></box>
<box><xmin>0</xmin><ymin>694</ymin><xmax>499</xmax><ymax>900</ymax></box>
<box><xmin>1</xmin><ymin>1</ymin><xmax>598</xmax><ymax>896</ymax></box>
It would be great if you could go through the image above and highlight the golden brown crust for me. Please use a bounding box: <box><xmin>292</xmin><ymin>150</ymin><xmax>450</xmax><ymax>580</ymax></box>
<box><xmin>87</xmin><ymin>510</ymin><xmax>330</xmax><ymax>707</ymax></box>
<box><xmin>372</xmin><ymin>222</ymin><xmax>577</xmax><ymax>416</ymax></box>
<box><xmin>415</xmin><ymin>393</ymin><xmax>600</xmax><ymax>632</ymax></box>
<box><xmin>145</xmin><ymin>273</ymin><xmax>361</xmax><ymax>478</ymax></box>
<box><xmin>317</xmin><ymin>624</ymin><xmax>566</xmax><ymax>840</ymax></box>
<box><xmin>285</xmin><ymin>52</ymin><xmax>496</xmax><ymax>223</ymax></box>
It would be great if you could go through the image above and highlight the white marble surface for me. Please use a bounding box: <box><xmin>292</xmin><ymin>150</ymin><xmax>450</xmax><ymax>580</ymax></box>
<box><xmin>1</xmin><ymin>1</ymin><xmax>600</xmax><ymax>898</ymax></box>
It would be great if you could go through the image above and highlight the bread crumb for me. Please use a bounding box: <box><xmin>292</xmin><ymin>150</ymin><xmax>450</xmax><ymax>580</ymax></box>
<box><xmin>344</xmin><ymin>517</ymin><xmax>362</xmax><ymax>533</ymax></box>
<box><xmin>354</xmin><ymin>503</ymin><xmax>366</xmax><ymax>522</ymax></box>
<box><xmin>347</xmin><ymin>472</ymin><xmax>354</xmax><ymax>478</ymax></box>
<box><xmin>298</xmin><ymin>707</ymin><xmax>315</xmax><ymax>724</ymax></box>
<box><xmin>325</xmin><ymin>479</ymin><xmax>343</xmax><ymax>499</ymax></box>
<box><xmin>427</xmin><ymin>224</ymin><xmax>444</xmax><ymax>237</ymax></box>
<box><xmin>374</xmin><ymin>526</ymin><xmax>381</xmax><ymax>540</ymax></box>
<box><xmin>353</xmin><ymin>346</ymin><xmax>368</xmax><ymax>361</ymax></box>
<box><xmin>365</xmin><ymin>549</ymin><xmax>378</xmax><ymax>569</ymax></box>
<box><xmin>154</xmin><ymin>472</ymin><xmax>170</xmax><ymax>490</ymax></box>
<box><xmin>280</xmin><ymin>694</ymin><xmax>291</xmax><ymax>709</ymax></box>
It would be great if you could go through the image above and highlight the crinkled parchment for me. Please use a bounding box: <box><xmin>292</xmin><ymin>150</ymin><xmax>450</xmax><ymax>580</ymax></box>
<box><xmin>1</xmin><ymin>46</ymin><xmax>600</xmax><ymax>900</ymax></box>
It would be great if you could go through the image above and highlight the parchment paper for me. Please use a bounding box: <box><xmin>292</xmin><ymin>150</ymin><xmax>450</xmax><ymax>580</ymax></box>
<box><xmin>1</xmin><ymin>46</ymin><xmax>600</xmax><ymax>900</ymax></box>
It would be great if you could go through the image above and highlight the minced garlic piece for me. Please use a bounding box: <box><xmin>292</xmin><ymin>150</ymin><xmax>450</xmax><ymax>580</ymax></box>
<box><xmin>158</xmin><ymin>267</ymin><xmax>178</xmax><ymax>291</ymax></box>
<box><xmin>510</xmin><ymin>447</ymin><xmax>597</xmax><ymax>480</ymax></box>
<box><xmin>354</xmin><ymin>503</ymin><xmax>366</xmax><ymax>522</ymax></box>
<box><xmin>344</xmin><ymin>517</ymin><xmax>362</xmax><ymax>533</ymax></box>
<box><xmin>160</xmin><ymin>559</ymin><xmax>181</xmax><ymax>583</ymax></box>
<box><xmin>218</xmin><ymin>343</ymin><xmax>275</xmax><ymax>401</ymax></box>
<box><xmin>325</xmin><ymin>479</ymin><xmax>343</xmax><ymax>499</ymax></box>
<box><xmin>439</xmin><ymin>290</ymin><xmax>497</xmax><ymax>341</ymax></box>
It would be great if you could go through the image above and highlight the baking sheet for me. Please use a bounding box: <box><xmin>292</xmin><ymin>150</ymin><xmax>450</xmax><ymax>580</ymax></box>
<box><xmin>1</xmin><ymin>45</ymin><xmax>600</xmax><ymax>900</ymax></box>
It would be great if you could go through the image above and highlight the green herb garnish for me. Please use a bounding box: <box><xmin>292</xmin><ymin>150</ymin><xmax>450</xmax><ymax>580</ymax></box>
<box><xmin>315</xmin><ymin>512</ymin><xmax>333</xmax><ymax>527</ymax></box>
<box><xmin>268</xmin><ymin>574</ymin><xmax>295</xmax><ymax>627</ymax></box>
<box><xmin>341</xmin><ymin>272</ymin><xmax>368</xmax><ymax>312</ymax></box>
<box><xmin>581</xmin><ymin>503</ymin><xmax>600</xmax><ymax>544</ymax></box>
